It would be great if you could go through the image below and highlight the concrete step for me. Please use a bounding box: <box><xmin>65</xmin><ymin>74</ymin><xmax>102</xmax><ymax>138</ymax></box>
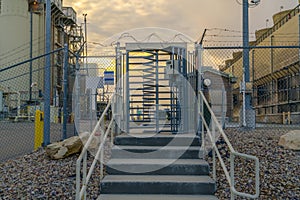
<box><xmin>114</xmin><ymin>134</ymin><xmax>201</xmax><ymax>147</ymax></box>
<box><xmin>97</xmin><ymin>194</ymin><xmax>219</xmax><ymax>200</ymax></box>
<box><xmin>110</xmin><ymin>145</ymin><xmax>203</xmax><ymax>159</ymax></box>
<box><xmin>106</xmin><ymin>159</ymin><xmax>209</xmax><ymax>175</ymax></box>
<box><xmin>100</xmin><ymin>175</ymin><xmax>216</xmax><ymax>195</ymax></box>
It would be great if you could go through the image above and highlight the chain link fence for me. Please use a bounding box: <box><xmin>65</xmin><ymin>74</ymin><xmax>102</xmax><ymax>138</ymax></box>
<box><xmin>75</xmin><ymin>53</ymin><xmax>117</xmax><ymax>136</ymax></box>
<box><xmin>0</xmin><ymin>48</ymin><xmax>75</xmax><ymax>162</ymax></box>
<box><xmin>201</xmin><ymin>44</ymin><xmax>300</xmax><ymax>129</ymax></box>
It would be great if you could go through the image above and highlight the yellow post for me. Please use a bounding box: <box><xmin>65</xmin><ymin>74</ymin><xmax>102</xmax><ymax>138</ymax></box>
<box><xmin>34</xmin><ymin>110</ymin><xmax>44</xmax><ymax>150</ymax></box>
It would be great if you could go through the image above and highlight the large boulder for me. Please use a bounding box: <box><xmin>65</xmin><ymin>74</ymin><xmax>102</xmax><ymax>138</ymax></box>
<box><xmin>278</xmin><ymin>130</ymin><xmax>300</xmax><ymax>150</ymax></box>
<box><xmin>46</xmin><ymin>136</ymin><xmax>83</xmax><ymax>159</ymax></box>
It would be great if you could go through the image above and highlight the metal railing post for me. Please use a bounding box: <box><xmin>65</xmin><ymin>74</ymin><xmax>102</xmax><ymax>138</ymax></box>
<box><xmin>230</xmin><ymin>154</ymin><xmax>235</xmax><ymax>200</ymax></box>
<box><xmin>83</xmin><ymin>151</ymin><xmax>87</xmax><ymax>200</ymax></box>
<box><xmin>212</xmin><ymin>120</ymin><xmax>216</xmax><ymax>181</ymax></box>
<box><xmin>75</xmin><ymin>159</ymin><xmax>81</xmax><ymax>200</ymax></box>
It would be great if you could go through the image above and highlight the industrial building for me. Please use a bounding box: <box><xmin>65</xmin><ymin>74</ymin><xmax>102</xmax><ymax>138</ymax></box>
<box><xmin>0</xmin><ymin>0</ymin><xmax>84</xmax><ymax>120</ymax></box>
<box><xmin>221</xmin><ymin>7</ymin><xmax>300</xmax><ymax>124</ymax></box>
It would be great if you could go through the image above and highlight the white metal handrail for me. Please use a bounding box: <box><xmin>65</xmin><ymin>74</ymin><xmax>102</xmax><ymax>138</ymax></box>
<box><xmin>75</xmin><ymin>94</ymin><xmax>116</xmax><ymax>200</ymax></box>
<box><xmin>199</xmin><ymin>91</ymin><xmax>260</xmax><ymax>200</ymax></box>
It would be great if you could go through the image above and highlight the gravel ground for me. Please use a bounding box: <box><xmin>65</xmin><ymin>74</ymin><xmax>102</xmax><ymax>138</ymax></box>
<box><xmin>207</xmin><ymin>127</ymin><xmax>300</xmax><ymax>200</ymax></box>
<box><xmin>0</xmin><ymin>141</ymin><xmax>112</xmax><ymax>200</ymax></box>
<box><xmin>0</xmin><ymin>128</ymin><xmax>299</xmax><ymax>199</ymax></box>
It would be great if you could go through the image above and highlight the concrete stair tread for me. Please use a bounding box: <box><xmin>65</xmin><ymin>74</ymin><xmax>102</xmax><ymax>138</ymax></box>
<box><xmin>100</xmin><ymin>134</ymin><xmax>216</xmax><ymax>197</ymax></box>
<box><xmin>106</xmin><ymin>159</ymin><xmax>209</xmax><ymax>175</ymax></box>
<box><xmin>111</xmin><ymin>145</ymin><xmax>203</xmax><ymax>159</ymax></box>
<box><xmin>101</xmin><ymin>175</ymin><xmax>216</xmax><ymax>194</ymax></box>
<box><xmin>112</xmin><ymin>145</ymin><xmax>200</xmax><ymax>150</ymax></box>
<box><xmin>97</xmin><ymin>194</ymin><xmax>219</xmax><ymax>200</ymax></box>
<box><xmin>107</xmin><ymin>158</ymin><xmax>208</xmax><ymax>165</ymax></box>
<box><xmin>114</xmin><ymin>134</ymin><xmax>201</xmax><ymax>146</ymax></box>
<box><xmin>118</xmin><ymin>133</ymin><xmax>198</xmax><ymax>137</ymax></box>
<box><xmin>102</xmin><ymin>175</ymin><xmax>214</xmax><ymax>183</ymax></box>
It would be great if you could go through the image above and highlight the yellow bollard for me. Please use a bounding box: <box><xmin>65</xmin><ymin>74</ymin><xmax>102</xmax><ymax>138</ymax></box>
<box><xmin>34</xmin><ymin>110</ymin><xmax>44</xmax><ymax>150</ymax></box>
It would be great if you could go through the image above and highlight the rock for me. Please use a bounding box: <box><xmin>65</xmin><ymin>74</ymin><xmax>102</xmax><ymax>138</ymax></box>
<box><xmin>45</xmin><ymin>136</ymin><xmax>83</xmax><ymax>159</ymax></box>
<box><xmin>278</xmin><ymin>130</ymin><xmax>300</xmax><ymax>150</ymax></box>
<box><xmin>79</xmin><ymin>132</ymin><xmax>101</xmax><ymax>152</ymax></box>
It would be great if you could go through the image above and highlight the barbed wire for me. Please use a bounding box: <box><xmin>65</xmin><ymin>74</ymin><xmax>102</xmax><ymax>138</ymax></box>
<box><xmin>207</xmin><ymin>28</ymin><xmax>256</xmax><ymax>35</ymax></box>
<box><xmin>88</xmin><ymin>32</ymin><xmax>195</xmax><ymax>49</ymax></box>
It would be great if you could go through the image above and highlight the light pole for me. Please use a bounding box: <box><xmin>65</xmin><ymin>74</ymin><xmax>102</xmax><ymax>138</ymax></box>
<box><xmin>242</xmin><ymin>0</ymin><xmax>260</xmax><ymax>128</ymax></box>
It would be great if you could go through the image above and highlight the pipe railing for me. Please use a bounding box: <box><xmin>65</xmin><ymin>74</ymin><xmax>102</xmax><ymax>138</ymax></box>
<box><xmin>75</xmin><ymin>94</ymin><xmax>117</xmax><ymax>200</ymax></box>
<box><xmin>199</xmin><ymin>91</ymin><xmax>260</xmax><ymax>200</ymax></box>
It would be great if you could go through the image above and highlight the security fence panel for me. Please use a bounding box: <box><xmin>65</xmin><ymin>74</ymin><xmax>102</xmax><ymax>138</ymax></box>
<box><xmin>0</xmin><ymin>47</ymin><xmax>75</xmax><ymax>162</ymax></box>
<box><xmin>74</xmin><ymin>53</ymin><xmax>117</xmax><ymax>136</ymax></box>
<box><xmin>202</xmin><ymin>45</ymin><xmax>300</xmax><ymax>129</ymax></box>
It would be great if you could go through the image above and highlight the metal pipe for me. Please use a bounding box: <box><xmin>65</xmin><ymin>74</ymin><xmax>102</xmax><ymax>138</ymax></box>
<box><xmin>29</xmin><ymin>10</ymin><xmax>33</xmax><ymax>101</ymax></box>
<box><xmin>83</xmin><ymin>14</ymin><xmax>88</xmax><ymax>66</ymax></box>
<box><xmin>44</xmin><ymin>0</ymin><xmax>52</xmax><ymax>146</ymax></box>
<box><xmin>155</xmin><ymin>50</ymin><xmax>159</xmax><ymax>133</ymax></box>
<box><xmin>230</xmin><ymin>154</ymin><xmax>235</xmax><ymax>200</ymax></box>
<box><xmin>125</xmin><ymin>51</ymin><xmax>130</xmax><ymax>133</ymax></box>
<box><xmin>75</xmin><ymin>56</ymin><xmax>81</xmax><ymax>136</ymax></box>
<box><xmin>62</xmin><ymin>44</ymin><xmax>69</xmax><ymax>140</ymax></box>
<box><xmin>243</xmin><ymin>0</ymin><xmax>251</xmax><ymax>126</ymax></box>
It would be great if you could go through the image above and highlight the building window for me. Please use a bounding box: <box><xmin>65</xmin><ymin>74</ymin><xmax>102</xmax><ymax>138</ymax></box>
<box><xmin>257</xmin><ymin>84</ymin><xmax>269</xmax><ymax>105</ymax></box>
<box><xmin>0</xmin><ymin>0</ymin><xmax>2</xmax><ymax>14</ymax></box>
<box><xmin>278</xmin><ymin>77</ymin><xmax>289</xmax><ymax>103</ymax></box>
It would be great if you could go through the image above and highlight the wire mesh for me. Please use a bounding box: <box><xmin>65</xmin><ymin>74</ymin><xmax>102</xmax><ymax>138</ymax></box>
<box><xmin>0</xmin><ymin>49</ymin><xmax>75</xmax><ymax>162</ymax></box>
<box><xmin>75</xmin><ymin>55</ymin><xmax>116</xmax><ymax>135</ymax></box>
<box><xmin>202</xmin><ymin>44</ymin><xmax>300</xmax><ymax>129</ymax></box>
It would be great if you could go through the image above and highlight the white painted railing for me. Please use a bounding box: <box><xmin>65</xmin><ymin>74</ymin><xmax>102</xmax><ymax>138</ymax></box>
<box><xmin>199</xmin><ymin>91</ymin><xmax>260</xmax><ymax>199</ymax></box>
<box><xmin>75</xmin><ymin>95</ymin><xmax>116</xmax><ymax>200</ymax></box>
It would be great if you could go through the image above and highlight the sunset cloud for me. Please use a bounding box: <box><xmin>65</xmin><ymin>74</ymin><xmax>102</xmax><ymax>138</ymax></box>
<box><xmin>64</xmin><ymin>0</ymin><xmax>298</xmax><ymax>46</ymax></box>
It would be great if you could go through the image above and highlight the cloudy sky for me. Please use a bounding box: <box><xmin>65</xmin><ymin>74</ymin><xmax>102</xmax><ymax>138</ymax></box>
<box><xmin>64</xmin><ymin>0</ymin><xmax>298</xmax><ymax>46</ymax></box>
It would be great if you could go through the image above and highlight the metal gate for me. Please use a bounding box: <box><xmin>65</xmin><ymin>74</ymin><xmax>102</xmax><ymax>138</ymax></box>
<box><xmin>123</xmin><ymin>43</ymin><xmax>196</xmax><ymax>134</ymax></box>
